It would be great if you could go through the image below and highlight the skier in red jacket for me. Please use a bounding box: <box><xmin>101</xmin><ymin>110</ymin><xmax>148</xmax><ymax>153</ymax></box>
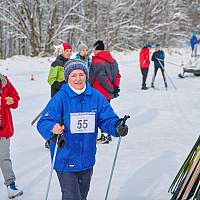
<box><xmin>139</xmin><ymin>44</ymin><xmax>151</xmax><ymax>89</ymax></box>
<box><xmin>0</xmin><ymin>74</ymin><xmax>23</xmax><ymax>199</ymax></box>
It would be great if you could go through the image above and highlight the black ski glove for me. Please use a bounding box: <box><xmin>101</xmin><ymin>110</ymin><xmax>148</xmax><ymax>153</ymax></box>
<box><xmin>115</xmin><ymin>118</ymin><xmax>128</xmax><ymax>137</ymax></box>
<box><xmin>51</xmin><ymin>122</ymin><xmax>66</xmax><ymax>148</ymax></box>
<box><xmin>50</xmin><ymin>134</ymin><xmax>65</xmax><ymax>148</ymax></box>
<box><xmin>113</xmin><ymin>86</ymin><xmax>120</xmax><ymax>94</ymax></box>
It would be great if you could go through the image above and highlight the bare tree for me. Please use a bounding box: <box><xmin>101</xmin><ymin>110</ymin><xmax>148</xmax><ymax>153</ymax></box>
<box><xmin>0</xmin><ymin>0</ymin><xmax>200</xmax><ymax>58</ymax></box>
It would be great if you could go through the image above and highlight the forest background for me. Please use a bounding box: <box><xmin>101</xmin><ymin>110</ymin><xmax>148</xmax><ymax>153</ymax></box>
<box><xmin>0</xmin><ymin>0</ymin><xmax>200</xmax><ymax>58</ymax></box>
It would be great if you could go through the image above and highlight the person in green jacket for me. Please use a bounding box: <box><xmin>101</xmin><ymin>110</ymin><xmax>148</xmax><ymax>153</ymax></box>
<box><xmin>48</xmin><ymin>42</ymin><xmax>72</xmax><ymax>97</ymax></box>
<box><xmin>45</xmin><ymin>42</ymin><xmax>72</xmax><ymax>149</ymax></box>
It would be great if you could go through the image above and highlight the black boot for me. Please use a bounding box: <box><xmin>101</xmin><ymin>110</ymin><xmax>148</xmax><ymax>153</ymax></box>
<box><xmin>141</xmin><ymin>86</ymin><xmax>148</xmax><ymax>90</ymax></box>
<box><xmin>96</xmin><ymin>133</ymin><xmax>109</xmax><ymax>144</ymax></box>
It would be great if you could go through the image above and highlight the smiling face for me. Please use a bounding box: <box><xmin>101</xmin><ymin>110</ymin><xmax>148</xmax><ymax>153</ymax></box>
<box><xmin>68</xmin><ymin>69</ymin><xmax>86</xmax><ymax>90</ymax></box>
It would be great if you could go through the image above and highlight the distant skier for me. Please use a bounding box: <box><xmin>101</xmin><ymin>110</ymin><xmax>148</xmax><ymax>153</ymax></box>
<box><xmin>139</xmin><ymin>43</ymin><xmax>151</xmax><ymax>90</ymax></box>
<box><xmin>75</xmin><ymin>43</ymin><xmax>92</xmax><ymax>71</ymax></box>
<box><xmin>37</xmin><ymin>59</ymin><xmax>128</xmax><ymax>200</ymax></box>
<box><xmin>89</xmin><ymin>40</ymin><xmax>121</xmax><ymax>144</ymax></box>
<box><xmin>0</xmin><ymin>74</ymin><xmax>23</xmax><ymax>199</ymax></box>
<box><xmin>190</xmin><ymin>32</ymin><xmax>198</xmax><ymax>57</ymax></box>
<box><xmin>151</xmin><ymin>44</ymin><xmax>167</xmax><ymax>89</ymax></box>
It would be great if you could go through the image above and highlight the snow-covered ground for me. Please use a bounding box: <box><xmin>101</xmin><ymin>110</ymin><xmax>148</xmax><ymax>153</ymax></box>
<box><xmin>0</xmin><ymin>48</ymin><xmax>199</xmax><ymax>200</ymax></box>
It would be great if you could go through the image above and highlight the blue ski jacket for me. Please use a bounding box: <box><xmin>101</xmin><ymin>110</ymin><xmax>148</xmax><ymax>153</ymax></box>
<box><xmin>151</xmin><ymin>50</ymin><xmax>165</xmax><ymax>68</ymax></box>
<box><xmin>37</xmin><ymin>82</ymin><xmax>119</xmax><ymax>172</ymax></box>
<box><xmin>190</xmin><ymin>35</ymin><xmax>198</xmax><ymax>50</ymax></box>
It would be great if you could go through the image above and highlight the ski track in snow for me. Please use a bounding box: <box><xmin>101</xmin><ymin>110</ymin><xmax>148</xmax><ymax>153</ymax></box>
<box><xmin>0</xmin><ymin>49</ymin><xmax>200</xmax><ymax>200</ymax></box>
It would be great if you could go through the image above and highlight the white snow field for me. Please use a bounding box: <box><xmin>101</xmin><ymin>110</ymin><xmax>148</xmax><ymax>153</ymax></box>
<box><xmin>0</xmin><ymin>48</ymin><xmax>199</xmax><ymax>200</ymax></box>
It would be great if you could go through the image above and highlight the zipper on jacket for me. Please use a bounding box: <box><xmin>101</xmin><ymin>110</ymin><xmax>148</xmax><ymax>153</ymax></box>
<box><xmin>80</xmin><ymin>94</ymin><xmax>84</xmax><ymax>168</ymax></box>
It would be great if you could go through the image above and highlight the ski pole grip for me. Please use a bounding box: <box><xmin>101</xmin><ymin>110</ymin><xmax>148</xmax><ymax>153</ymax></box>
<box><xmin>122</xmin><ymin>115</ymin><xmax>130</xmax><ymax>126</ymax></box>
<box><xmin>60</xmin><ymin>121</ymin><xmax>68</xmax><ymax>132</ymax></box>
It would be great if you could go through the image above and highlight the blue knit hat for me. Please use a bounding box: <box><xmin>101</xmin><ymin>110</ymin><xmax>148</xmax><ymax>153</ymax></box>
<box><xmin>155</xmin><ymin>43</ymin><xmax>161</xmax><ymax>48</ymax></box>
<box><xmin>64</xmin><ymin>59</ymin><xmax>88</xmax><ymax>82</ymax></box>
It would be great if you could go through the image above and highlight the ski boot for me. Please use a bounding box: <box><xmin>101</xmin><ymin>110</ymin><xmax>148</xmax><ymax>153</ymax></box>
<box><xmin>101</xmin><ymin>134</ymin><xmax>112</xmax><ymax>144</ymax></box>
<box><xmin>96</xmin><ymin>133</ymin><xmax>109</xmax><ymax>144</ymax></box>
<box><xmin>151</xmin><ymin>82</ymin><xmax>155</xmax><ymax>88</ymax></box>
<box><xmin>141</xmin><ymin>86</ymin><xmax>148</xmax><ymax>90</ymax></box>
<box><xmin>7</xmin><ymin>182</ymin><xmax>23</xmax><ymax>199</ymax></box>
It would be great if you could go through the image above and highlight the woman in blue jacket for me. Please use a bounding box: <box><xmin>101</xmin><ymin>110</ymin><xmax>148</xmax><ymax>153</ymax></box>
<box><xmin>37</xmin><ymin>59</ymin><xmax>128</xmax><ymax>200</ymax></box>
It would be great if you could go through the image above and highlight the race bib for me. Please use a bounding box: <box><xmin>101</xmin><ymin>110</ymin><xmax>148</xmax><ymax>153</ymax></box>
<box><xmin>70</xmin><ymin>112</ymin><xmax>95</xmax><ymax>134</ymax></box>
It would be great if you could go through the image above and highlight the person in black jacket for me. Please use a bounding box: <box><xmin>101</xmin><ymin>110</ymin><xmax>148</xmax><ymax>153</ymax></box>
<box><xmin>151</xmin><ymin>44</ymin><xmax>167</xmax><ymax>89</ymax></box>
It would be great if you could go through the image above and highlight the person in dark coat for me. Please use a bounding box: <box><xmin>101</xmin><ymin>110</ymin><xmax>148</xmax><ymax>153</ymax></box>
<box><xmin>37</xmin><ymin>59</ymin><xmax>128</xmax><ymax>200</ymax></box>
<box><xmin>0</xmin><ymin>74</ymin><xmax>23</xmax><ymax>199</ymax></box>
<box><xmin>89</xmin><ymin>40</ymin><xmax>121</xmax><ymax>143</ymax></box>
<box><xmin>139</xmin><ymin>44</ymin><xmax>151</xmax><ymax>90</ymax></box>
<box><xmin>151</xmin><ymin>44</ymin><xmax>167</xmax><ymax>89</ymax></box>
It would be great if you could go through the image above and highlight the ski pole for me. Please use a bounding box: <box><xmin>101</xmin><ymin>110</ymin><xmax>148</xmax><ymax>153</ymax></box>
<box><xmin>157</xmin><ymin>58</ymin><xmax>184</xmax><ymax>68</ymax></box>
<box><xmin>44</xmin><ymin>134</ymin><xmax>60</xmax><ymax>200</ymax></box>
<box><xmin>31</xmin><ymin>109</ymin><xmax>44</xmax><ymax>126</ymax></box>
<box><xmin>157</xmin><ymin>59</ymin><xmax>177</xmax><ymax>90</ymax></box>
<box><xmin>105</xmin><ymin>115</ymin><xmax>130</xmax><ymax>200</ymax></box>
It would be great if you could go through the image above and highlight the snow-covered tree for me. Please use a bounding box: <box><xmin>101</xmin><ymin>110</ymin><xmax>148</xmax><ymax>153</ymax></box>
<box><xmin>0</xmin><ymin>0</ymin><xmax>200</xmax><ymax>58</ymax></box>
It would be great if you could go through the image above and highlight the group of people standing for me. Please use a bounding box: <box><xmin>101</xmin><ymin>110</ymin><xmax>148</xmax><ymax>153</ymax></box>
<box><xmin>1</xmin><ymin>33</ymin><xmax>200</xmax><ymax>200</ymax></box>
<box><xmin>0</xmin><ymin>39</ymin><xmax>128</xmax><ymax>200</ymax></box>
<box><xmin>47</xmin><ymin>40</ymin><xmax>121</xmax><ymax>145</ymax></box>
<box><xmin>139</xmin><ymin>43</ymin><xmax>167</xmax><ymax>90</ymax></box>
<box><xmin>139</xmin><ymin>32</ymin><xmax>200</xmax><ymax>91</ymax></box>
<box><xmin>37</xmin><ymin>40</ymin><xmax>128</xmax><ymax>200</ymax></box>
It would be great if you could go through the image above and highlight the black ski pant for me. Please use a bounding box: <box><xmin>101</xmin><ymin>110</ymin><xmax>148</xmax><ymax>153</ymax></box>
<box><xmin>51</xmin><ymin>87</ymin><xmax>60</xmax><ymax>97</ymax></box>
<box><xmin>151</xmin><ymin>67</ymin><xmax>167</xmax><ymax>87</ymax></box>
<box><xmin>56</xmin><ymin>168</ymin><xmax>93</xmax><ymax>200</ymax></box>
<box><xmin>140</xmin><ymin>68</ymin><xmax>149</xmax><ymax>88</ymax></box>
